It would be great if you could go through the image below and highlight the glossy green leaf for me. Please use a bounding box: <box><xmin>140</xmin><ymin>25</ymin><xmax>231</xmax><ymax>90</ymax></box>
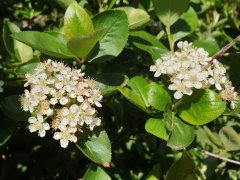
<box><xmin>133</xmin><ymin>42</ymin><xmax>168</xmax><ymax>61</ymax></box>
<box><xmin>152</xmin><ymin>0</ymin><xmax>190</xmax><ymax>27</ymax></box>
<box><xmin>144</xmin><ymin>83</ymin><xmax>171</xmax><ymax>111</ymax></box>
<box><xmin>76</xmin><ymin>128</ymin><xmax>111</xmax><ymax>164</ymax></box>
<box><xmin>166</xmin><ymin>152</ymin><xmax>197</xmax><ymax>180</ymax></box>
<box><xmin>167</xmin><ymin>116</ymin><xmax>195</xmax><ymax>150</ymax></box>
<box><xmin>63</xmin><ymin>2</ymin><xmax>94</xmax><ymax>40</ymax></box>
<box><xmin>1</xmin><ymin>95</ymin><xmax>30</xmax><ymax>122</ymax></box>
<box><xmin>179</xmin><ymin>89</ymin><xmax>226</xmax><ymax>125</ymax></box>
<box><xmin>145</xmin><ymin>118</ymin><xmax>168</xmax><ymax>140</ymax></box>
<box><xmin>3</xmin><ymin>20</ymin><xmax>33</xmax><ymax>62</ymax></box>
<box><xmin>119</xmin><ymin>87</ymin><xmax>150</xmax><ymax>113</ymax></box>
<box><xmin>93</xmin><ymin>73</ymin><xmax>125</xmax><ymax>95</ymax></box>
<box><xmin>12</xmin><ymin>31</ymin><xmax>75</xmax><ymax>58</ymax></box>
<box><xmin>219</xmin><ymin>126</ymin><xmax>240</xmax><ymax>151</ymax></box>
<box><xmin>83</xmin><ymin>164</ymin><xmax>111</xmax><ymax>180</ymax></box>
<box><xmin>90</xmin><ymin>10</ymin><xmax>129</xmax><ymax>63</ymax></box>
<box><xmin>172</xmin><ymin>7</ymin><xmax>198</xmax><ymax>41</ymax></box>
<box><xmin>204</xmin><ymin>126</ymin><xmax>224</xmax><ymax>148</ymax></box>
<box><xmin>193</xmin><ymin>39</ymin><xmax>220</xmax><ymax>56</ymax></box>
<box><xmin>118</xmin><ymin>7</ymin><xmax>150</xmax><ymax>29</ymax></box>
<box><xmin>127</xmin><ymin>76</ymin><xmax>148</xmax><ymax>106</ymax></box>
<box><xmin>67</xmin><ymin>28</ymin><xmax>106</xmax><ymax>59</ymax></box>
<box><xmin>130</xmin><ymin>31</ymin><xmax>166</xmax><ymax>48</ymax></box>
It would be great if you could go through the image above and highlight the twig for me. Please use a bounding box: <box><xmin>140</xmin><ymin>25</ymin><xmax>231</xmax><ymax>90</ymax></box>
<box><xmin>212</xmin><ymin>35</ymin><xmax>240</xmax><ymax>60</ymax></box>
<box><xmin>197</xmin><ymin>148</ymin><xmax>240</xmax><ymax>165</ymax></box>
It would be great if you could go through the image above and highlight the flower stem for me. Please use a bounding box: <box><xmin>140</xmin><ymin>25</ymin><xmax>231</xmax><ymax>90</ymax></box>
<box><xmin>166</xmin><ymin>26</ymin><xmax>174</xmax><ymax>53</ymax></box>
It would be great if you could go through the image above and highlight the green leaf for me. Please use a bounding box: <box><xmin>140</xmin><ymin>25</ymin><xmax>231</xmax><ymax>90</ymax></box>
<box><xmin>55</xmin><ymin>0</ymin><xmax>75</xmax><ymax>9</ymax></box>
<box><xmin>67</xmin><ymin>28</ymin><xmax>106</xmax><ymax>59</ymax></box>
<box><xmin>193</xmin><ymin>39</ymin><xmax>220</xmax><ymax>56</ymax></box>
<box><xmin>76</xmin><ymin>128</ymin><xmax>111</xmax><ymax>164</ymax></box>
<box><xmin>224</xmin><ymin>100</ymin><xmax>240</xmax><ymax>115</ymax></box>
<box><xmin>15</xmin><ymin>62</ymin><xmax>39</xmax><ymax>77</ymax></box>
<box><xmin>172</xmin><ymin>7</ymin><xmax>198</xmax><ymax>41</ymax></box>
<box><xmin>166</xmin><ymin>152</ymin><xmax>197</xmax><ymax>180</ymax></box>
<box><xmin>3</xmin><ymin>19</ymin><xmax>20</xmax><ymax>57</ymax></box>
<box><xmin>127</xmin><ymin>76</ymin><xmax>149</xmax><ymax>106</ymax></box>
<box><xmin>203</xmin><ymin>126</ymin><xmax>224</xmax><ymax>148</ymax></box>
<box><xmin>152</xmin><ymin>0</ymin><xmax>190</xmax><ymax>27</ymax></box>
<box><xmin>63</xmin><ymin>2</ymin><xmax>94</xmax><ymax>40</ymax></box>
<box><xmin>3</xmin><ymin>19</ymin><xmax>33</xmax><ymax>62</ymax></box>
<box><xmin>130</xmin><ymin>30</ymin><xmax>166</xmax><ymax>48</ymax></box>
<box><xmin>83</xmin><ymin>164</ymin><xmax>111</xmax><ymax>180</ymax></box>
<box><xmin>90</xmin><ymin>10</ymin><xmax>129</xmax><ymax>63</ymax></box>
<box><xmin>93</xmin><ymin>73</ymin><xmax>125</xmax><ymax>95</ymax></box>
<box><xmin>144</xmin><ymin>83</ymin><xmax>171</xmax><ymax>111</ymax></box>
<box><xmin>118</xmin><ymin>7</ymin><xmax>150</xmax><ymax>30</ymax></box>
<box><xmin>167</xmin><ymin>116</ymin><xmax>195</xmax><ymax>150</ymax></box>
<box><xmin>1</xmin><ymin>95</ymin><xmax>30</xmax><ymax>122</ymax></box>
<box><xmin>12</xmin><ymin>31</ymin><xmax>75</xmax><ymax>58</ymax></box>
<box><xmin>179</xmin><ymin>89</ymin><xmax>226</xmax><ymax>125</ymax></box>
<box><xmin>146</xmin><ymin>163</ymin><xmax>162</xmax><ymax>180</ymax></box>
<box><xmin>145</xmin><ymin>118</ymin><xmax>168</xmax><ymax>140</ymax></box>
<box><xmin>14</xmin><ymin>40</ymin><xmax>33</xmax><ymax>62</ymax></box>
<box><xmin>119</xmin><ymin>87</ymin><xmax>150</xmax><ymax>113</ymax></box>
<box><xmin>133</xmin><ymin>42</ymin><xmax>168</xmax><ymax>61</ymax></box>
<box><xmin>219</xmin><ymin>126</ymin><xmax>240</xmax><ymax>151</ymax></box>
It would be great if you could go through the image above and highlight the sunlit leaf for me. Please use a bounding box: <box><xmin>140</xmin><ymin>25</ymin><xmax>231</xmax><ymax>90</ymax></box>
<box><xmin>63</xmin><ymin>2</ymin><xmax>94</xmax><ymax>40</ymax></box>
<box><xmin>179</xmin><ymin>89</ymin><xmax>226</xmax><ymax>125</ymax></box>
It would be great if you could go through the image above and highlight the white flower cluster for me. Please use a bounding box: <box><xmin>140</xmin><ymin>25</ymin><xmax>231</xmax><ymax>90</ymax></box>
<box><xmin>150</xmin><ymin>41</ymin><xmax>238</xmax><ymax>108</ymax></box>
<box><xmin>21</xmin><ymin>59</ymin><xmax>103</xmax><ymax>148</ymax></box>
<box><xmin>0</xmin><ymin>80</ymin><xmax>4</xmax><ymax>92</ymax></box>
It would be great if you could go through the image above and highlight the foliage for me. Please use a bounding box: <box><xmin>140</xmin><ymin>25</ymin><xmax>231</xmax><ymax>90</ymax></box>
<box><xmin>0</xmin><ymin>0</ymin><xmax>240</xmax><ymax>179</ymax></box>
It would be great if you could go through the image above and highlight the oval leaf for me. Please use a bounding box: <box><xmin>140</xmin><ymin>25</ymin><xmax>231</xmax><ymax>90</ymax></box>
<box><xmin>119</xmin><ymin>7</ymin><xmax>150</xmax><ymax>29</ymax></box>
<box><xmin>67</xmin><ymin>28</ymin><xmax>106</xmax><ymax>59</ymax></box>
<box><xmin>144</xmin><ymin>83</ymin><xmax>171</xmax><ymax>111</ymax></box>
<box><xmin>12</xmin><ymin>31</ymin><xmax>75</xmax><ymax>58</ymax></box>
<box><xmin>83</xmin><ymin>164</ymin><xmax>111</xmax><ymax>180</ymax></box>
<box><xmin>76</xmin><ymin>128</ymin><xmax>111</xmax><ymax>164</ymax></box>
<box><xmin>3</xmin><ymin>19</ymin><xmax>20</xmax><ymax>57</ymax></box>
<box><xmin>219</xmin><ymin>126</ymin><xmax>240</xmax><ymax>151</ymax></box>
<box><xmin>179</xmin><ymin>89</ymin><xmax>226</xmax><ymax>125</ymax></box>
<box><xmin>64</xmin><ymin>2</ymin><xmax>94</xmax><ymax>40</ymax></box>
<box><xmin>167</xmin><ymin>116</ymin><xmax>195</xmax><ymax>150</ymax></box>
<box><xmin>3</xmin><ymin>19</ymin><xmax>33</xmax><ymax>62</ymax></box>
<box><xmin>152</xmin><ymin>0</ymin><xmax>190</xmax><ymax>27</ymax></box>
<box><xmin>145</xmin><ymin>118</ymin><xmax>168</xmax><ymax>140</ymax></box>
<box><xmin>90</xmin><ymin>10</ymin><xmax>129</xmax><ymax>63</ymax></box>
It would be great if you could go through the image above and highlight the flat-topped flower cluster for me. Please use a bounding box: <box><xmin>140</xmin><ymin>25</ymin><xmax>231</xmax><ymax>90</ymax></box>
<box><xmin>150</xmin><ymin>41</ymin><xmax>238</xmax><ymax>108</ymax></box>
<box><xmin>21</xmin><ymin>59</ymin><xmax>102</xmax><ymax>148</ymax></box>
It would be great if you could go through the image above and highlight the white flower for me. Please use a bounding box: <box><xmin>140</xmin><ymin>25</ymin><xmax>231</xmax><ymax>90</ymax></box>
<box><xmin>149</xmin><ymin>41</ymin><xmax>238</xmax><ymax>103</ymax></box>
<box><xmin>53</xmin><ymin>126</ymin><xmax>77</xmax><ymax>148</ymax></box>
<box><xmin>28</xmin><ymin>115</ymin><xmax>50</xmax><ymax>137</ymax></box>
<box><xmin>21</xmin><ymin>59</ymin><xmax>103</xmax><ymax>148</ymax></box>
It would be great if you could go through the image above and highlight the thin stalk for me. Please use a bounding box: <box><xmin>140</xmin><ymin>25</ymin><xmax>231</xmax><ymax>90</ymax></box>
<box><xmin>196</xmin><ymin>148</ymin><xmax>240</xmax><ymax>165</ymax></box>
<box><xmin>166</xmin><ymin>26</ymin><xmax>174</xmax><ymax>53</ymax></box>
